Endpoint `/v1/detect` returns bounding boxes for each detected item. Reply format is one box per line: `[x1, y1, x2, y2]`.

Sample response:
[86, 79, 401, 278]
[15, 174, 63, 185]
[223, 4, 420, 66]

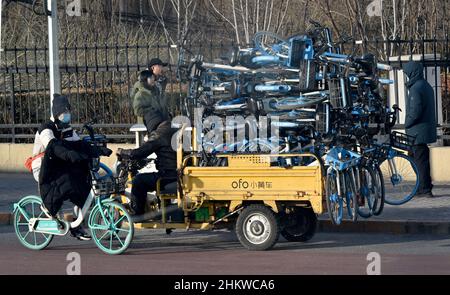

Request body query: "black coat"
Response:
[38, 121, 97, 216]
[130, 121, 177, 174]
[403, 62, 437, 145]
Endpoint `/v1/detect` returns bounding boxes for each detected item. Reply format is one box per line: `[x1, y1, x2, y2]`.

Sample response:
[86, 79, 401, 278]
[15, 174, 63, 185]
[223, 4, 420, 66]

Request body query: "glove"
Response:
[67, 150, 89, 163]
[117, 148, 133, 160]
[99, 147, 113, 157]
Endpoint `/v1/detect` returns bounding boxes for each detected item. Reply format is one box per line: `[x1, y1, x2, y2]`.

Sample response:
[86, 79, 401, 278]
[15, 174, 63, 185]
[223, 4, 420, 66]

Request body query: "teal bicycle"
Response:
[13, 124, 134, 255]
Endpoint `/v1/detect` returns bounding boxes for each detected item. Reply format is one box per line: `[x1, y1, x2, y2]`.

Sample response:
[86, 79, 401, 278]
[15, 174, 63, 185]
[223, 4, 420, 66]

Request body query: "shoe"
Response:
[70, 226, 92, 241]
[122, 203, 135, 215]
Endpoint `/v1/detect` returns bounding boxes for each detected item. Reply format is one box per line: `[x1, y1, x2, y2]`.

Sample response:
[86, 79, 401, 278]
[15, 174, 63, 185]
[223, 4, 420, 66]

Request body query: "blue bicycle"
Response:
[378, 133, 419, 205]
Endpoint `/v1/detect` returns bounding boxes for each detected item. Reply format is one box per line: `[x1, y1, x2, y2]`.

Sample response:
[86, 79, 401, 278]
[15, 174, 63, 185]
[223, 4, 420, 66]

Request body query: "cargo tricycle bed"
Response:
[135, 152, 325, 251]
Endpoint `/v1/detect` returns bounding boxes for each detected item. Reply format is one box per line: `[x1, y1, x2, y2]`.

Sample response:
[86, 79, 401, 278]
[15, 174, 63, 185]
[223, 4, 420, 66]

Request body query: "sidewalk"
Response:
[1, 173, 450, 234]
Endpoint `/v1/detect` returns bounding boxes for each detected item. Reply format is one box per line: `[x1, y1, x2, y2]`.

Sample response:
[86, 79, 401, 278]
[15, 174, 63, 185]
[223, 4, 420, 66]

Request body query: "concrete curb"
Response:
[318, 219, 450, 235]
[1, 212, 449, 235]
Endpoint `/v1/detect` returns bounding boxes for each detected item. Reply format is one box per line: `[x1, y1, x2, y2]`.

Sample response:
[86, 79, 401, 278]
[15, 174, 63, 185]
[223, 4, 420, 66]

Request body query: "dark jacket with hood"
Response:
[403, 61, 437, 145]
[38, 120, 99, 216]
[129, 120, 177, 175]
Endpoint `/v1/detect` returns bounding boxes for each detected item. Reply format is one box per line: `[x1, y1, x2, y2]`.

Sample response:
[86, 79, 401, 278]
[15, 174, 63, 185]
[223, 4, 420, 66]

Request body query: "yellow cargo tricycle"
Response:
[118, 128, 326, 251]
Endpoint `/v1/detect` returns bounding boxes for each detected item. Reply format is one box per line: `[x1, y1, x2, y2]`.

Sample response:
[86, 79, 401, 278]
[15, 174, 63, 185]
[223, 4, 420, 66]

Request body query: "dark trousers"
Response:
[411, 144, 433, 194]
[130, 171, 177, 215]
[131, 172, 161, 215]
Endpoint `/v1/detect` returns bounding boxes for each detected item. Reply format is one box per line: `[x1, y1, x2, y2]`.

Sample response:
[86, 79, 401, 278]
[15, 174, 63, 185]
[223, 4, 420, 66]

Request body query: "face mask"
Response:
[58, 113, 71, 124]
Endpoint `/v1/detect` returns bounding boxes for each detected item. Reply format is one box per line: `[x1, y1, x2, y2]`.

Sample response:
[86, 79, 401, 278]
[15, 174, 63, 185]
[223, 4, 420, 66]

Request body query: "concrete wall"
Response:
[429, 147, 450, 182]
[1, 144, 450, 182]
[0, 144, 134, 173]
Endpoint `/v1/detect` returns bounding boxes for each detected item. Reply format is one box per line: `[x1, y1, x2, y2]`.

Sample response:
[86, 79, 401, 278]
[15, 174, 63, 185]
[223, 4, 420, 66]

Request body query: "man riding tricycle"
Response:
[116, 122, 324, 251]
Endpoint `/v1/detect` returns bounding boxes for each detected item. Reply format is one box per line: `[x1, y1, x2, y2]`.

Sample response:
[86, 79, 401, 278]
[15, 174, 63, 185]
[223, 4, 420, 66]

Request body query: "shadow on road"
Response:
[2, 221, 450, 255]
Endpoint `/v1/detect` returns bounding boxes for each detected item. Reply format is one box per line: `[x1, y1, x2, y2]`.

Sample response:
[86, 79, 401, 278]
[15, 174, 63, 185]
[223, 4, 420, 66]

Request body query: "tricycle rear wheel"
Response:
[280, 207, 317, 242]
[236, 204, 280, 251]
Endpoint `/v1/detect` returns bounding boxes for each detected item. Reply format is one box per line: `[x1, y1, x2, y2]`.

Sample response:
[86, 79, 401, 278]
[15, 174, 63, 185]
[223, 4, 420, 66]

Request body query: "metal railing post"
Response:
[47, 0, 61, 116]
[10, 73, 15, 143]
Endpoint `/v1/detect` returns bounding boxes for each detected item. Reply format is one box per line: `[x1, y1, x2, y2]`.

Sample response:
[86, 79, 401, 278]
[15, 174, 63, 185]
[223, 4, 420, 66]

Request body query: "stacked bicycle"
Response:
[176, 21, 420, 226]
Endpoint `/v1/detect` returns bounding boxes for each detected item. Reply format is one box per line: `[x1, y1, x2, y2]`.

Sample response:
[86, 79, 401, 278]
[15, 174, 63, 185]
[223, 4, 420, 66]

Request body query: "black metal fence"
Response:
[0, 37, 449, 143]
[0, 40, 233, 142]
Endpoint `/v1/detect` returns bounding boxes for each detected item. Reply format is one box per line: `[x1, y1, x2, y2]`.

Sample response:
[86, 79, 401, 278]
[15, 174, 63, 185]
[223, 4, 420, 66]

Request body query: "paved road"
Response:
[1, 225, 450, 275]
[2, 173, 450, 221]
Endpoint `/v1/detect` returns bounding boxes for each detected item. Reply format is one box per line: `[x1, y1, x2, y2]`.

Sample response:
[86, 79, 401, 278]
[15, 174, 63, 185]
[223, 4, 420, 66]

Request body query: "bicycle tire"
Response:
[343, 169, 358, 222]
[372, 164, 385, 216]
[14, 196, 54, 251]
[325, 169, 344, 225]
[380, 154, 419, 206]
[356, 165, 378, 219]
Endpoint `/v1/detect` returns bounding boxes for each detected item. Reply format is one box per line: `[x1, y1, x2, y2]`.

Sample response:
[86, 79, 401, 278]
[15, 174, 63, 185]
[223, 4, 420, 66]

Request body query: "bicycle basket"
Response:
[390, 131, 416, 151]
[92, 177, 115, 196]
[315, 103, 329, 134]
[328, 78, 350, 109]
[325, 147, 362, 171]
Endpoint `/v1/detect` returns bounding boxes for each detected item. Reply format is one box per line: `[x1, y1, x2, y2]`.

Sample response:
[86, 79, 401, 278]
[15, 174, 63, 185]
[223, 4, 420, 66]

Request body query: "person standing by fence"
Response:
[148, 58, 169, 106]
[131, 58, 170, 134]
[403, 61, 437, 198]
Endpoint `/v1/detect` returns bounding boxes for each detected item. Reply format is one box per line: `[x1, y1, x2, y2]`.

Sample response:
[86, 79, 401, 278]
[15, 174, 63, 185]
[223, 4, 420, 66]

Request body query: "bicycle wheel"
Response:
[372, 164, 385, 216]
[379, 154, 419, 205]
[325, 169, 344, 225]
[89, 201, 134, 255]
[343, 169, 358, 222]
[13, 196, 54, 251]
[356, 166, 378, 219]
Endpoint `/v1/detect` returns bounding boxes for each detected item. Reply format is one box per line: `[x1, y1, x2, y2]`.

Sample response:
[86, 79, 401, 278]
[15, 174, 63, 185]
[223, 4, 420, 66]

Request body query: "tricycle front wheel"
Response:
[236, 204, 280, 251]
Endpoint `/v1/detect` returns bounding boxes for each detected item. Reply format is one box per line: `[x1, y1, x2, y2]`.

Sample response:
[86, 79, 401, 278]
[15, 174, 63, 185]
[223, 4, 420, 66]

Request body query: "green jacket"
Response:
[131, 81, 161, 117]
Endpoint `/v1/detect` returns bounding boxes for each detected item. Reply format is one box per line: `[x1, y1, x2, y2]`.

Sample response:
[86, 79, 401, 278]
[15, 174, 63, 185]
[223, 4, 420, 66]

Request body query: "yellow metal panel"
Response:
[229, 201, 242, 212]
[263, 201, 278, 213]
[228, 155, 271, 167]
[179, 153, 325, 215]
